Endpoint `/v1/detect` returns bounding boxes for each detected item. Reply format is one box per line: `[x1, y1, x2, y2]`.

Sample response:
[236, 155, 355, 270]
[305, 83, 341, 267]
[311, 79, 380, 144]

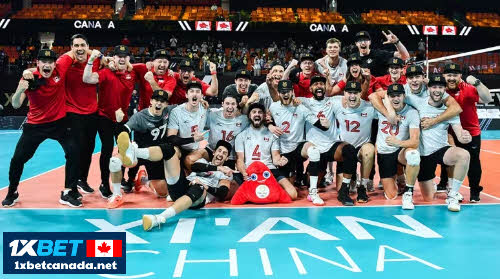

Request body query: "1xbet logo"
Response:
[9, 240, 83, 257]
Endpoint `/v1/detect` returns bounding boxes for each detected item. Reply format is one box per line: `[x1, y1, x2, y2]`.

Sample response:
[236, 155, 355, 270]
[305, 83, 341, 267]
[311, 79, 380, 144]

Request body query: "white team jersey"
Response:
[376, 105, 420, 154]
[298, 97, 337, 153]
[404, 84, 449, 110]
[269, 102, 317, 153]
[331, 96, 376, 148]
[315, 56, 348, 86]
[415, 99, 461, 156]
[206, 108, 249, 160]
[167, 103, 207, 151]
[254, 82, 274, 110]
[186, 158, 232, 188]
[235, 126, 280, 169]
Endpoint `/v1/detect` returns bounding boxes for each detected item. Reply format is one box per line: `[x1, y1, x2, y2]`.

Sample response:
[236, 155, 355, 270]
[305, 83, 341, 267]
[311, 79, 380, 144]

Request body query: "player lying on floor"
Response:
[114, 131, 233, 230]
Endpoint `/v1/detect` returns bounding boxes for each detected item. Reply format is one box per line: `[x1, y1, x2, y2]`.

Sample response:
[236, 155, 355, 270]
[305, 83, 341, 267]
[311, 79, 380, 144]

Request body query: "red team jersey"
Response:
[133, 63, 177, 110]
[169, 73, 210, 105]
[375, 74, 407, 90]
[337, 76, 381, 100]
[446, 81, 481, 136]
[25, 55, 73, 124]
[65, 56, 100, 114]
[97, 68, 136, 122]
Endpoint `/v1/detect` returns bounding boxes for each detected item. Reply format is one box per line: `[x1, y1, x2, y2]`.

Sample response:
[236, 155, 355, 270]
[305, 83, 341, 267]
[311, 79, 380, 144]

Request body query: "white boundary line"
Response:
[0, 131, 22, 134]
[481, 148, 500, 155]
[462, 186, 500, 201]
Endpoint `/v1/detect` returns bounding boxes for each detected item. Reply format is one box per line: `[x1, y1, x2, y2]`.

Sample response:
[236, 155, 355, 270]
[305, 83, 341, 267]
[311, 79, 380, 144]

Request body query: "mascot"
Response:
[231, 161, 292, 205]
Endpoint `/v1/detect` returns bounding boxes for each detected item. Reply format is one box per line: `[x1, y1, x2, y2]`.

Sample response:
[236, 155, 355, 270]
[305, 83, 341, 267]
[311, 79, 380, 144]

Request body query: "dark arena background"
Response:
[0, 0, 500, 278]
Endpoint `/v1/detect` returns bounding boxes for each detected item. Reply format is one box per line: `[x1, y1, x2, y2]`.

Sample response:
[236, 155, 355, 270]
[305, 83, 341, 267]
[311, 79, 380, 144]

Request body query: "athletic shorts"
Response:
[279, 142, 306, 178]
[319, 142, 343, 172]
[167, 171, 206, 210]
[136, 159, 165, 180]
[377, 148, 402, 179]
[205, 147, 236, 170]
[336, 145, 362, 174]
[418, 146, 451, 182]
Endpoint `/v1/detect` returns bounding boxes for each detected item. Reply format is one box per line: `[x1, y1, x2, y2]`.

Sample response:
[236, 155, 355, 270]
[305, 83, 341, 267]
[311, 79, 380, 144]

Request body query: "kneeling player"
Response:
[416, 76, 471, 212]
[375, 84, 421, 210]
[115, 134, 233, 230]
[331, 81, 376, 203]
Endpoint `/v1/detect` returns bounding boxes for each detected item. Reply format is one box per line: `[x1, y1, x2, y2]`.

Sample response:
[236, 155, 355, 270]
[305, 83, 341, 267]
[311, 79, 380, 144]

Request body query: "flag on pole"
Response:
[423, 25, 438, 35]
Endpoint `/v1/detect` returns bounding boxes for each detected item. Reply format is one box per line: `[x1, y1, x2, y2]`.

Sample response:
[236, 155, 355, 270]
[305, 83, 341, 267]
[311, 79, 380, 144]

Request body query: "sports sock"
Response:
[159, 207, 176, 221]
[309, 176, 318, 192]
[342, 177, 351, 185]
[405, 184, 414, 193]
[449, 178, 463, 195]
[112, 183, 122, 196]
[136, 148, 150, 160]
[361, 178, 370, 189]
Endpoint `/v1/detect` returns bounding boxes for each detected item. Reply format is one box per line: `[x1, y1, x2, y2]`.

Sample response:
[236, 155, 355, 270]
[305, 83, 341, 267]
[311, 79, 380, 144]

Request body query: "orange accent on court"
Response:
[1, 141, 499, 209]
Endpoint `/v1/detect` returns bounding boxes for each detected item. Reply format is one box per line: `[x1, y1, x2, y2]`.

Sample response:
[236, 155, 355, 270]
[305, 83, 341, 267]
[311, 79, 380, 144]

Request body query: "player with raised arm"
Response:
[268, 80, 330, 205]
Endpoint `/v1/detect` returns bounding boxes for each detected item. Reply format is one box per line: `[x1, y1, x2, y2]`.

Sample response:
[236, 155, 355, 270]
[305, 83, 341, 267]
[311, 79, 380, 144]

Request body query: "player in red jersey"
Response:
[169, 59, 218, 105]
[83, 46, 137, 199]
[3, 50, 82, 207]
[375, 57, 407, 90]
[438, 63, 493, 202]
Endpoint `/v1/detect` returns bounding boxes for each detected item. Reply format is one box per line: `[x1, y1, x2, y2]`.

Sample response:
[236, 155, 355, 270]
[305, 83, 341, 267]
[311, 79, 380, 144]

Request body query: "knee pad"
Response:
[159, 143, 176, 161]
[405, 149, 420, 166]
[341, 144, 357, 175]
[166, 176, 180, 185]
[186, 183, 204, 203]
[307, 146, 320, 162]
[109, 157, 122, 172]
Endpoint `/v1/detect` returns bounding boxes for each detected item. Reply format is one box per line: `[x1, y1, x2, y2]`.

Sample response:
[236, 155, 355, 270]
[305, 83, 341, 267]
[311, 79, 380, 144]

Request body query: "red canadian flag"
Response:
[423, 25, 438, 35]
[195, 21, 211, 31]
[442, 26, 457, 35]
[86, 240, 122, 257]
[216, 21, 232, 31]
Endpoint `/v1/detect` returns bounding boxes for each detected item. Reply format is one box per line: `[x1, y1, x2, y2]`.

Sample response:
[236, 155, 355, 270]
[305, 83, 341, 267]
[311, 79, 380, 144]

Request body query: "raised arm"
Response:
[83, 50, 101, 84]
[467, 75, 493, 103]
[205, 62, 218, 96]
[283, 59, 298, 80]
[382, 30, 410, 61]
[12, 79, 29, 109]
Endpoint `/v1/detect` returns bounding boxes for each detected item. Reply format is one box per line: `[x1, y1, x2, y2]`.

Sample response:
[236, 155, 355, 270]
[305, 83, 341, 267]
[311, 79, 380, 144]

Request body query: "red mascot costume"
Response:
[231, 161, 292, 205]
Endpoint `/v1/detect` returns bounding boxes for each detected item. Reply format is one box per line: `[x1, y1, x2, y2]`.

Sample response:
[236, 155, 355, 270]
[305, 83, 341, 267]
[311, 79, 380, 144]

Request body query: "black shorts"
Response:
[271, 168, 286, 182]
[336, 145, 362, 174]
[136, 159, 165, 180]
[205, 147, 236, 169]
[319, 142, 343, 172]
[279, 142, 306, 178]
[168, 171, 206, 210]
[418, 146, 451, 182]
[377, 148, 402, 179]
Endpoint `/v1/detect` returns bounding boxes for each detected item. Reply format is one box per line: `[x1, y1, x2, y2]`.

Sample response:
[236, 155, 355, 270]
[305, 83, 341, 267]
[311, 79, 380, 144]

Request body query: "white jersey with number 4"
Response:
[331, 96, 376, 148]
[206, 108, 249, 160]
[298, 97, 337, 153]
[376, 105, 420, 154]
[167, 103, 207, 152]
[269, 102, 318, 153]
[235, 126, 279, 169]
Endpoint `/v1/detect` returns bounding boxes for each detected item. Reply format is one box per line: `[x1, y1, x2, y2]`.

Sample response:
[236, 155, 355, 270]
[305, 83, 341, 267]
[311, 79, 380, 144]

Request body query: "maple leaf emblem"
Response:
[221, 23, 229, 28]
[200, 23, 208, 28]
[98, 242, 111, 253]
[426, 27, 434, 32]
[445, 27, 453, 33]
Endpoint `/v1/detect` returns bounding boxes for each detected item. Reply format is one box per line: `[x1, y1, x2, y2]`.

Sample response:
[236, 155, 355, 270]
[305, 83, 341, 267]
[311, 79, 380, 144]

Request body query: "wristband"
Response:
[393, 39, 400, 45]
[211, 71, 217, 75]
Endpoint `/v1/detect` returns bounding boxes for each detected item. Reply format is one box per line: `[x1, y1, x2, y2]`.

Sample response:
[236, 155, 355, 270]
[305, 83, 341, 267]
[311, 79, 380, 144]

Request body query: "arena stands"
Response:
[362, 10, 454, 25]
[12, 4, 114, 19]
[296, 8, 345, 24]
[132, 5, 182, 20]
[181, 5, 229, 21]
[251, 7, 295, 22]
[467, 13, 500, 27]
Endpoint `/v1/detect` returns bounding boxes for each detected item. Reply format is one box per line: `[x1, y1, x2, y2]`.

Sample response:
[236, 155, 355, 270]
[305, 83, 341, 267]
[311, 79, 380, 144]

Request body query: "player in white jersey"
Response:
[235, 103, 298, 200]
[315, 38, 347, 86]
[415, 75, 471, 212]
[185, 92, 249, 175]
[331, 81, 376, 202]
[167, 80, 208, 165]
[298, 75, 360, 206]
[374, 84, 421, 210]
[249, 62, 284, 110]
[268, 80, 330, 205]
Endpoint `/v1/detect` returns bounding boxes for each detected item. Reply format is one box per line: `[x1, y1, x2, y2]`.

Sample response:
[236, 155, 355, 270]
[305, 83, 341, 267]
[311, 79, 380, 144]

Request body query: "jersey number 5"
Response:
[252, 145, 261, 160]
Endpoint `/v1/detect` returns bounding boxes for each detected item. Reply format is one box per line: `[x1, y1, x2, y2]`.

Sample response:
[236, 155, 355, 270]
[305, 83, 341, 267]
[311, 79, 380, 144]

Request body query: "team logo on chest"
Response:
[361, 113, 367, 117]
[126, 74, 131, 80]
[236, 122, 242, 127]
[264, 137, 269, 142]
[53, 76, 60, 83]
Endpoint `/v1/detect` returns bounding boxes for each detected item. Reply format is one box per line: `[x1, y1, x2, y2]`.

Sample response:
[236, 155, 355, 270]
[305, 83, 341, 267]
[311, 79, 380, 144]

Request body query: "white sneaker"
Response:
[402, 192, 414, 210]
[447, 189, 464, 202]
[324, 173, 333, 185]
[117, 132, 138, 167]
[446, 193, 461, 212]
[142, 214, 166, 231]
[349, 179, 357, 194]
[307, 188, 325, 206]
[366, 180, 375, 192]
[166, 195, 173, 202]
